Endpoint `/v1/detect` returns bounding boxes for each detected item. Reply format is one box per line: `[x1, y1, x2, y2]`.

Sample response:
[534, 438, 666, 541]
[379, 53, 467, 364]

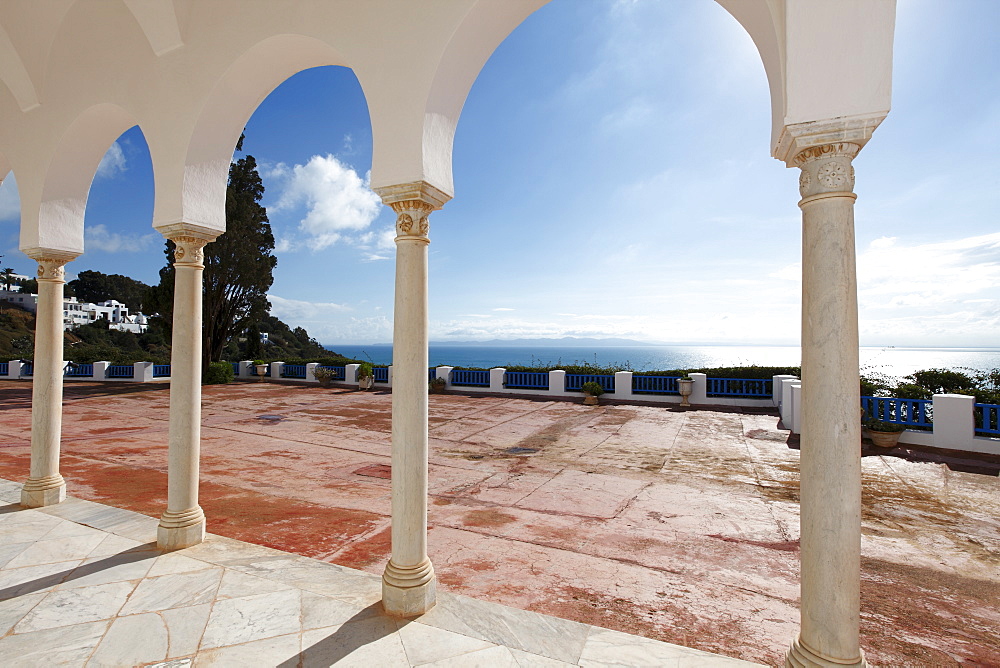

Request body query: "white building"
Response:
[0, 290, 149, 333]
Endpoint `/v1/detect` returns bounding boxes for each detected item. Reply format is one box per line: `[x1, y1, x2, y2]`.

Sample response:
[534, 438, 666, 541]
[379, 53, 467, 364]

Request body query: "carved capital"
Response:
[24, 249, 79, 283]
[171, 236, 209, 268]
[389, 200, 434, 242]
[794, 142, 859, 198]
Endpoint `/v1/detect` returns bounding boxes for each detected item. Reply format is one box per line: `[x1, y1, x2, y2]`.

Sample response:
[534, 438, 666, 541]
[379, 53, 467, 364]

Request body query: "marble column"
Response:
[157, 226, 218, 550]
[21, 250, 78, 508]
[786, 142, 866, 668]
[374, 181, 450, 616]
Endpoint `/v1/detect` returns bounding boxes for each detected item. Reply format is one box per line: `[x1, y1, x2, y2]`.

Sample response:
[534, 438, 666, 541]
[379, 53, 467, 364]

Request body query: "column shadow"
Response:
[277, 603, 394, 668]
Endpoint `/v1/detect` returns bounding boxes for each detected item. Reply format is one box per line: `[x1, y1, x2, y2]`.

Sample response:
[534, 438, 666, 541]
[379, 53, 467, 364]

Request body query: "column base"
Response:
[157, 507, 206, 551]
[20, 475, 66, 508]
[786, 636, 866, 668]
[382, 558, 436, 617]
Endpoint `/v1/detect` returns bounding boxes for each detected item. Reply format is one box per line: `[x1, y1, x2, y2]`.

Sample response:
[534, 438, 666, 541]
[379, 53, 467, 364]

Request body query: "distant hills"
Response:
[340, 337, 669, 347]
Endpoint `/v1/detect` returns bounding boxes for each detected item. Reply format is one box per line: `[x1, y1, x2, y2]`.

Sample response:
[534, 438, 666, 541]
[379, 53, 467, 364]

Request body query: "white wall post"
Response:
[614, 371, 633, 400]
[773, 374, 798, 407]
[93, 361, 110, 380]
[689, 373, 708, 405]
[489, 367, 506, 392]
[436, 366, 453, 389]
[932, 394, 976, 449]
[306, 362, 320, 383]
[549, 370, 566, 396]
[387, 364, 393, 388]
[270, 361, 283, 380]
[237, 360, 253, 379]
[346, 363, 360, 384]
[790, 382, 803, 434]
[134, 361, 154, 383]
[6, 359, 22, 379]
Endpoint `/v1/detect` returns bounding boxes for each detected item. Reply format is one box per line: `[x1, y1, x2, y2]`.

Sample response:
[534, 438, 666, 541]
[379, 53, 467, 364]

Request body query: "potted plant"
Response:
[357, 362, 375, 391]
[676, 372, 693, 407]
[253, 360, 268, 381]
[313, 366, 336, 388]
[581, 381, 604, 406]
[429, 376, 447, 394]
[863, 419, 905, 449]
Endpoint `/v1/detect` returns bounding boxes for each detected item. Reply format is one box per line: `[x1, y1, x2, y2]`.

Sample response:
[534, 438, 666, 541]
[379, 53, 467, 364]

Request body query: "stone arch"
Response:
[22, 103, 140, 254]
[164, 34, 352, 235]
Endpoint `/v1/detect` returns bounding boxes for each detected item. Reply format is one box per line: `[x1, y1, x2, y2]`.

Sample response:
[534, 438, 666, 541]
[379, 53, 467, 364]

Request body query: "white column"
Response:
[21, 251, 78, 508]
[374, 181, 450, 616]
[786, 141, 866, 667]
[157, 227, 218, 550]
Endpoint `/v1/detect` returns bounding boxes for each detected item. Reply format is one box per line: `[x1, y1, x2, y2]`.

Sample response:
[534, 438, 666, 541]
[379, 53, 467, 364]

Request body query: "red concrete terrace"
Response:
[0, 380, 997, 665]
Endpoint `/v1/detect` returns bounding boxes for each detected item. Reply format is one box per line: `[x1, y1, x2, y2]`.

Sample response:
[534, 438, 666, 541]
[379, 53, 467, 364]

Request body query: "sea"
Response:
[324, 344, 1000, 381]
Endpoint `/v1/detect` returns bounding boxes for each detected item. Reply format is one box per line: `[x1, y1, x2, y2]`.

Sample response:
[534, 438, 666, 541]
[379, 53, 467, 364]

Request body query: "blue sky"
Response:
[1, 0, 998, 347]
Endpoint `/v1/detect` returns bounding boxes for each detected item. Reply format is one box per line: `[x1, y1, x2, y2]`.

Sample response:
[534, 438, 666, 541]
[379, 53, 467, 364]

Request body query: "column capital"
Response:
[794, 142, 860, 200]
[22, 248, 80, 282]
[774, 113, 887, 167]
[374, 181, 451, 244]
[158, 223, 220, 269]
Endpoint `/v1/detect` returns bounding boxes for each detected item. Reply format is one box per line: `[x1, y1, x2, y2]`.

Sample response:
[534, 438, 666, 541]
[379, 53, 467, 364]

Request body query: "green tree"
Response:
[148, 134, 277, 368]
[1, 267, 13, 291]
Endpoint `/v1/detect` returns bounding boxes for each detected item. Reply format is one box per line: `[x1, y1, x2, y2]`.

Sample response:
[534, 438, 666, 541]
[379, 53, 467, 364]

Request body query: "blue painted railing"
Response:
[373, 367, 389, 383]
[0, 362, 7, 375]
[21, 362, 33, 376]
[64, 363, 94, 377]
[106, 365, 134, 379]
[632, 375, 680, 394]
[231, 362, 240, 375]
[861, 396, 933, 429]
[282, 364, 307, 379]
[429, 367, 438, 382]
[153, 365, 170, 378]
[707, 378, 772, 398]
[565, 373, 615, 393]
[974, 403, 1000, 436]
[504, 371, 549, 390]
[320, 365, 346, 381]
[451, 369, 490, 387]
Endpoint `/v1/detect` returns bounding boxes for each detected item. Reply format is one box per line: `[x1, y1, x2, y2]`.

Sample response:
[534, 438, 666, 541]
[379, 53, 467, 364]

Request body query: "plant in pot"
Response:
[429, 376, 447, 394]
[676, 372, 693, 407]
[357, 362, 375, 391]
[581, 381, 604, 405]
[253, 360, 268, 381]
[312, 366, 335, 388]
[863, 419, 906, 449]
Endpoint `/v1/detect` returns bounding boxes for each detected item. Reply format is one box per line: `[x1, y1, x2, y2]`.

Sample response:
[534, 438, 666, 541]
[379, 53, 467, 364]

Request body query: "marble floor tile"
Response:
[200, 588, 302, 649]
[55, 547, 158, 590]
[508, 647, 579, 667]
[162, 603, 212, 659]
[299, 616, 408, 668]
[0, 559, 84, 600]
[87, 611, 169, 667]
[0, 590, 46, 635]
[415, 644, 519, 667]
[4, 532, 108, 569]
[146, 552, 218, 577]
[0, 619, 109, 667]
[415, 591, 591, 664]
[215, 567, 295, 600]
[301, 590, 377, 630]
[86, 531, 145, 558]
[397, 619, 496, 665]
[119, 567, 224, 615]
[194, 632, 300, 667]
[0, 514, 62, 543]
[0, 539, 31, 569]
[578, 627, 758, 667]
[14, 579, 135, 633]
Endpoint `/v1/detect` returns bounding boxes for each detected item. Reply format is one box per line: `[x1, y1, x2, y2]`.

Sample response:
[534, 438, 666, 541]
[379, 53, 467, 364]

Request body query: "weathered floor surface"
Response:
[0, 380, 997, 666]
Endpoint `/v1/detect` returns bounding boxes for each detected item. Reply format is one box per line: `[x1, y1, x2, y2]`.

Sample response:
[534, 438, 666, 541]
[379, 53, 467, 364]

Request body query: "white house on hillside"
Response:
[0, 291, 149, 333]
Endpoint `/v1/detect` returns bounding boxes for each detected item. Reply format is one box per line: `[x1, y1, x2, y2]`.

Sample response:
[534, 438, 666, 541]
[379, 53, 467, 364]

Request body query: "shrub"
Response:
[312, 366, 336, 381]
[357, 362, 374, 378]
[429, 377, 447, 392]
[581, 381, 604, 396]
[863, 419, 906, 433]
[203, 361, 234, 385]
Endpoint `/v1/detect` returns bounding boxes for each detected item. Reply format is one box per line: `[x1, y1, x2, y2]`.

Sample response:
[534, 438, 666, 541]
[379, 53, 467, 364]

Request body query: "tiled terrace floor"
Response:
[0, 381, 998, 665]
[0, 479, 757, 667]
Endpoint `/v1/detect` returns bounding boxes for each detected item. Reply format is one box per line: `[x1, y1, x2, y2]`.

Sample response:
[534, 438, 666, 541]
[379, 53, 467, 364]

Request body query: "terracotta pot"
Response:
[358, 376, 374, 391]
[583, 395, 599, 405]
[868, 429, 902, 449]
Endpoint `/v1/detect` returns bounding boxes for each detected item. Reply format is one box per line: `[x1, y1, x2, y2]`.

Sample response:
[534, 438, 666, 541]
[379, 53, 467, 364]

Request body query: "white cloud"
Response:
[492, 307, 515, 312]
[0, 175, 19, 221]
[268, 294, 350, 322]
[265, 154, 381, 251]
[95, 142, 126, 179]
[85, 224, 156, 252]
